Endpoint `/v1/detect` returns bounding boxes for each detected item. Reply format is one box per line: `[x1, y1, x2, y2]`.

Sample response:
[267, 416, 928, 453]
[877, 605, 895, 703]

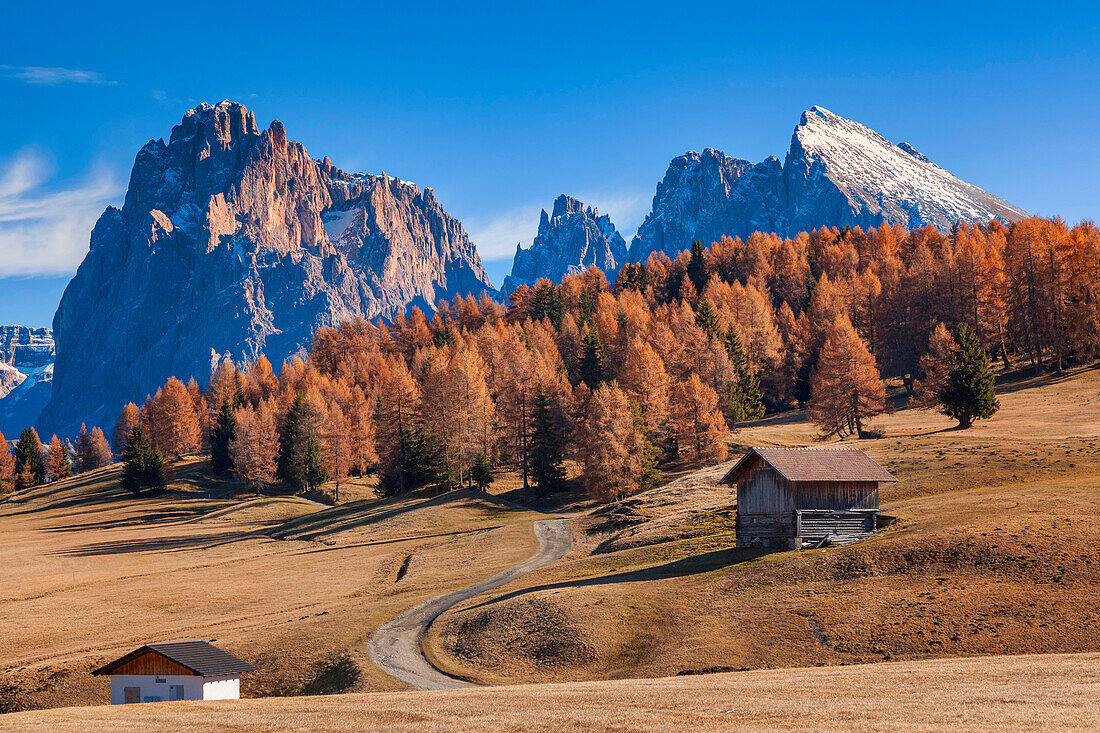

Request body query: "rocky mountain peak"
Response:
[628, 106, 1026, 262]
[38, 101, 493, 436]
[503, 194, 627, 295]
[551, 194, 587, 218]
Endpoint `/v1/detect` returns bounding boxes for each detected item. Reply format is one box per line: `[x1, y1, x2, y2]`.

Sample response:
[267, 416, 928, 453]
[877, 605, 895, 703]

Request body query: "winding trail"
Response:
[366, 518, 572, 690]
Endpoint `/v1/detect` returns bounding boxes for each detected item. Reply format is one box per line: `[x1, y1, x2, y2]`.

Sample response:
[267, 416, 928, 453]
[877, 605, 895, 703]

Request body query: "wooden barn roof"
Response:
[92, 640, 256, 676]
[720, 447, 898, 485]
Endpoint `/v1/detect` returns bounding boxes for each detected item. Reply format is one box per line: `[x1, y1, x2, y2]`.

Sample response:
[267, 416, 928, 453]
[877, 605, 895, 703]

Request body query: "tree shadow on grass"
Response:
[269, 487, 531, 542]
[461, 546, 775, 613]
[46, 529, 257, 556]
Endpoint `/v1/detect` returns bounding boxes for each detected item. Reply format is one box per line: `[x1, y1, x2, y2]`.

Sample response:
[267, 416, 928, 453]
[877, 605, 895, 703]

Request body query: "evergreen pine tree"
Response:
[304, 434, 330, 489]
[938, 323, 1000, 428]
[724, 326, 765, 421]
[695, 298, 720, 341]
[656, 416, 679, 464]
[210, 400, 237, 474]
[577, 288, 594, 326]
[378, 424, 435, 496]
[120, 426, 168, 496]
[687, 240, 708, 293]
[529, 281, 565, 330]
[471, 451, 493, 490]
[13, 427, 45, 490]
[277, 393, 309, 488]
[579, 324, 608, 388]
[528, 385, 566, 497]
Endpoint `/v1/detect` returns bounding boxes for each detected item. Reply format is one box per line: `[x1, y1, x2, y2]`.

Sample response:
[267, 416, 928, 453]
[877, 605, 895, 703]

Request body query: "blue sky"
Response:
[2, 1, 1098, 327]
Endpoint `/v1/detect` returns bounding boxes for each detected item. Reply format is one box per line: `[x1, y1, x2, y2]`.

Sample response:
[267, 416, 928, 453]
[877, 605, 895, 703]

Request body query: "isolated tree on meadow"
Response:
[808, 315, 886, 439]
[73, 424, 112, 473]
[120, 425, 167, 496]
[47, 435, 72, 482]
[937, 323, 1000, 429]
[231, 401, 279, 493]
[13, 427, 45, 490]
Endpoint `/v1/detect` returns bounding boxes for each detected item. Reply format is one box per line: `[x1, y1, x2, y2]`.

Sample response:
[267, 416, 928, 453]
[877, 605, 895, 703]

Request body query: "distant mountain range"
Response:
[0, 327, 54, 437]
[0, 102, 1026, 437]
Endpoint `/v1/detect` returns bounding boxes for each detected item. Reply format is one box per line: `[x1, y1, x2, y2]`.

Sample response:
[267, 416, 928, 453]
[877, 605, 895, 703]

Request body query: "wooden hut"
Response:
[719, 447, 898, 548]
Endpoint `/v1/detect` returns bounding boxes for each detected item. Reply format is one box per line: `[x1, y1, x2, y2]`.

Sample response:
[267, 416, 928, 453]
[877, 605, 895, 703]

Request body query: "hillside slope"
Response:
[0, 462, 549, 712]
[425, 365, 1100, 684]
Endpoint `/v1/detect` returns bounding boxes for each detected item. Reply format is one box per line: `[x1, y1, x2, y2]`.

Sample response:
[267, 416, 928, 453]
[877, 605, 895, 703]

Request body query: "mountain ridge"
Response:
[627, 105, 1026, 262]
[38, 100, 494, 436]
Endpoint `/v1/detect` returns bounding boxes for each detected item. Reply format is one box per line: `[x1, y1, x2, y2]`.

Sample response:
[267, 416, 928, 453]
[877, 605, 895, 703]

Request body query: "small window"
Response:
[155, 677, 166, 683]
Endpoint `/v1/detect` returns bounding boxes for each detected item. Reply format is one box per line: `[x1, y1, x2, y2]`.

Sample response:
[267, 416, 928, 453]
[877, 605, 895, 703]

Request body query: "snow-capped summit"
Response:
[784, 105, 1026, 236]
[628, 107, 1026, 261]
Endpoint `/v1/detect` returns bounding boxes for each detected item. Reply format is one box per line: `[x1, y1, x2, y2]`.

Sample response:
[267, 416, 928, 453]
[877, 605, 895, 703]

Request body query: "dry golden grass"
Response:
[0, 462, 550, 711]
[425, 365, 1100, 685]
[3, 364, 1099, 723]
[2, 652, 1098, 732]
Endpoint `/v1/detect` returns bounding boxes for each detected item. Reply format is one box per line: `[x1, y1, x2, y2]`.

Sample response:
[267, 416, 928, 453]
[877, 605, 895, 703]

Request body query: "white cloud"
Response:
[0, 65, 117, 86]
[467, 188, 653, 263]
[465, 203, 544, 262]
[0, 151, 120, 277]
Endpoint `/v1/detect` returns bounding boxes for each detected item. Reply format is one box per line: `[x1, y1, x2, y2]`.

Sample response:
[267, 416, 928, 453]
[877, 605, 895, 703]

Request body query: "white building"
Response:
[92, 640, 256, 704]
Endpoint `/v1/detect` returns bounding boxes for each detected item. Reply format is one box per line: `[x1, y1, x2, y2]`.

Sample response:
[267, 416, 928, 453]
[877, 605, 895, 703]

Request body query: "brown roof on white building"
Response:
[92, 640, 256, 676]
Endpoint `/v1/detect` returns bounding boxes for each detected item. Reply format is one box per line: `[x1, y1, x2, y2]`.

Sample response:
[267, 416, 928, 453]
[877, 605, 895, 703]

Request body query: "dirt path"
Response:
[366, 518, 571, 690]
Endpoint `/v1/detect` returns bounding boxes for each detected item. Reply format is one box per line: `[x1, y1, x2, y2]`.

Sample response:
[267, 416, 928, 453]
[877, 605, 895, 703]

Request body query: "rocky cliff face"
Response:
[39, 101, 493, 436]
[628, 106, 1027, 261]
[0, 327, 54, 436]
[502, 195, 626, 294]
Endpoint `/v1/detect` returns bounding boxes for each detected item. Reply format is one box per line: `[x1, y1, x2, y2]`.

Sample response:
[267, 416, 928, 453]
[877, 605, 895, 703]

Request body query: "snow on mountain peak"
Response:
[789, 106, 1027, 229]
